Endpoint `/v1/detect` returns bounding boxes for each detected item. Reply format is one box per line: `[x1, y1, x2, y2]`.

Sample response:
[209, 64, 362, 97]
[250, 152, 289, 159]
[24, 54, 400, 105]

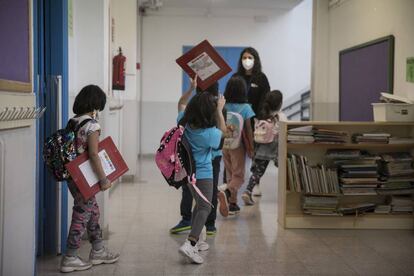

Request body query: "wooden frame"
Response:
[339, 35, 394, 121]
[278, 121, 414, 229]
[0, 0, 32, 92]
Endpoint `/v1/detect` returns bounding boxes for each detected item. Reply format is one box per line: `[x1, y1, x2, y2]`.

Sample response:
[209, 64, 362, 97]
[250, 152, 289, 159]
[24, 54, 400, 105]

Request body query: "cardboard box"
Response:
[372, 103, 414, 122]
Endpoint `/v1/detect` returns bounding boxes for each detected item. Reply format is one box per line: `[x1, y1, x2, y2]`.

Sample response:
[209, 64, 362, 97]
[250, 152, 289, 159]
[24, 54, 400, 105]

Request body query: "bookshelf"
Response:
[277, 121, 414, 229]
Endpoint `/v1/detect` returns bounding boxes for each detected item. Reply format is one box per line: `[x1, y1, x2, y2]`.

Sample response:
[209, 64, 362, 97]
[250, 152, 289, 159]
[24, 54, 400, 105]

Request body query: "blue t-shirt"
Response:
[225, 103, 255, 121]
[176, 112, 222, 179]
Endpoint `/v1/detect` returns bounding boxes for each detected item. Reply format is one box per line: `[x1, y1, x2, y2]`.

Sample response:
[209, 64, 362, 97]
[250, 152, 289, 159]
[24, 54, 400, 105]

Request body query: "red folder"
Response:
[176, 40, 232, 91]
[65, 136, 129, 200]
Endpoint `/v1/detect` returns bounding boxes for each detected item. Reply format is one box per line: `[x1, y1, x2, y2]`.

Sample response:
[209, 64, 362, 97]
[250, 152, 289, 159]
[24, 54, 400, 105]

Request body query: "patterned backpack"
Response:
[254, 114, 280, 144]
[223, 111, 244, 150]
[43, 119, 91, 181]
[155, 125, 196, 189]
[155, 125, 212, 205]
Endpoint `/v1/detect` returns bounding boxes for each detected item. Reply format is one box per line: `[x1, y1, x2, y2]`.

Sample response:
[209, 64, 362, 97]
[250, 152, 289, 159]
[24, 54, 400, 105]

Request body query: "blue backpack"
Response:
[43, 119, 91, 181]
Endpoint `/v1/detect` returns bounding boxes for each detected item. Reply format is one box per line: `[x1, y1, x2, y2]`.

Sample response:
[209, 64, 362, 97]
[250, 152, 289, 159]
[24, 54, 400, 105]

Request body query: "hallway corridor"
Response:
[37, 158, 414, 275]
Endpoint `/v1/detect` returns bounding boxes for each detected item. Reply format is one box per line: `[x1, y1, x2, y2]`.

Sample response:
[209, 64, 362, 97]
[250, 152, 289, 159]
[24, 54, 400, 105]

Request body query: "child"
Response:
[60, 85, 119, 273]
[170, 79, 228, 236]
[177, 90, 226, 264]
[242, 90, 286, 206]
[222, 76, 255, 214]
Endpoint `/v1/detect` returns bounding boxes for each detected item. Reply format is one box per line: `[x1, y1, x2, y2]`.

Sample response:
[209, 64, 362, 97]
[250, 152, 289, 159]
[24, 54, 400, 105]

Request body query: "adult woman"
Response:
[233, 47, 270, 116]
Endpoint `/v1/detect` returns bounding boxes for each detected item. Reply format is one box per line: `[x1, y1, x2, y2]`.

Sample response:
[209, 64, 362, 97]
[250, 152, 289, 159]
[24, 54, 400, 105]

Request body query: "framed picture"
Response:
[176, 40, 232, 91]
[339, 35, 394, 121]
[0, 0, 32, 92]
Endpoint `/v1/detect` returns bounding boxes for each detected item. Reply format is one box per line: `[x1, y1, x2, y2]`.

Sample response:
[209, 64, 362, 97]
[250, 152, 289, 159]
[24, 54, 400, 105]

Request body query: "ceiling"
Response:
[150, 0, 303, 11]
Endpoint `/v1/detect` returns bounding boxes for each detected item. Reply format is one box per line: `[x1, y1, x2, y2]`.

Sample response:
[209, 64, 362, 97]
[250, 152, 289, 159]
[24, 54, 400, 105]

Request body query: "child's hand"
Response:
[217, 95, 226, 111]
[100, 180, 112, 191]
[190, 75, 197, 91]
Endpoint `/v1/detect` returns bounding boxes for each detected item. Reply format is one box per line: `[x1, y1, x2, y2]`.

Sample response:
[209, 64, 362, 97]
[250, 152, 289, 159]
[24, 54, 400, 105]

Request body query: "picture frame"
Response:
[176, 40, 232, 91]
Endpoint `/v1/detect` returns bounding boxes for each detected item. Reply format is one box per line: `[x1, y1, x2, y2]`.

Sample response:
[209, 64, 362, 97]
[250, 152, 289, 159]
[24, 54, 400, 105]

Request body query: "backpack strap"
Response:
[69, 118, 93, 154]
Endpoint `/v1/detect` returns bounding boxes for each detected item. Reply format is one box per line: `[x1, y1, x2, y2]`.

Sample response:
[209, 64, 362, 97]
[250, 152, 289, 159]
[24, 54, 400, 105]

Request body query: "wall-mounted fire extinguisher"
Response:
[112, 47, 126, 90]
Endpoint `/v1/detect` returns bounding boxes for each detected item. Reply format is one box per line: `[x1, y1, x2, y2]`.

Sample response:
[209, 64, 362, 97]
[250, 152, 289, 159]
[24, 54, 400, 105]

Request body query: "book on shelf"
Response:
[338, 203, 376, 215]
[287, 126, 348, 144]
[374, 205, 392, 214]
[302, 195, 341, 216]
[287, 154, 340, 194]
[341, 187, 377, 195]
[391, 195, 414, 213]
[388, 137, 414, 144]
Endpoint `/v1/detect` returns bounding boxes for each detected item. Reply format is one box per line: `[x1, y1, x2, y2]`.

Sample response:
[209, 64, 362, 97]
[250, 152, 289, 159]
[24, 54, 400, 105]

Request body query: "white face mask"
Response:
[242, 58, 254, 70]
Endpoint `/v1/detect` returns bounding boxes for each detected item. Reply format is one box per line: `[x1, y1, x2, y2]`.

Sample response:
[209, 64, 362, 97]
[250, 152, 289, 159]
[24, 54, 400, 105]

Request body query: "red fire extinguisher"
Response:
[112, 47, 126, 90]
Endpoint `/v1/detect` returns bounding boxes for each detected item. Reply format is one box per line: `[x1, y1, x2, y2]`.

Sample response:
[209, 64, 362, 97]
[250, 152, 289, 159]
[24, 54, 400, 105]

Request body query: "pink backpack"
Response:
[254, 115, 279, 144]
[155, 125, 212, 205]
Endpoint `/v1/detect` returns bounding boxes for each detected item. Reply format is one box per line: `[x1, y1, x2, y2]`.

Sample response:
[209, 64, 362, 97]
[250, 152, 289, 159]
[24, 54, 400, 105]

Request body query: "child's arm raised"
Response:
[216, 95, 227, 136]
[177, 75, 197, 112]
[88, 131, 111, 191]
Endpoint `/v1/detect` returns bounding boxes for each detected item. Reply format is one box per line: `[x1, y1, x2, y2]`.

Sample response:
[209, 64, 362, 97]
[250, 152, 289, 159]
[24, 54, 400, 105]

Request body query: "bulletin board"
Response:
[0, 0, 32, 92]
[339, 35, 394, 121]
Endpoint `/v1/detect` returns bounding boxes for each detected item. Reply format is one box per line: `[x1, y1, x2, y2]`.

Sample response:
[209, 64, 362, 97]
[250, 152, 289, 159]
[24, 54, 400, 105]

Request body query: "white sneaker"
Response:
[196, 240, 209, 251]
[89, 247, 120, 265]
[60, 255, 92, 273]
[179, 240, 204, 264]
[218, 183, 228, 192]
[200, 226, 207, 242]
[252, 185, 262, 196]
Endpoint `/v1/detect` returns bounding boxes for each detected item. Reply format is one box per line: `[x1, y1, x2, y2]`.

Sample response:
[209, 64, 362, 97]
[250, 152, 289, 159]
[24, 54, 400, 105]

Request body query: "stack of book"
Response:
[338, 202, 376, 215]
[287, 154, 340, 194]
[287, 126, 314, 143]
[287, 126, 348, 144]
[391, 195, 413, 213]
[388, 137, 414, 144]
[313, 128, 348, 144]
[352, 133, 390, 144]
[328, 150, 381, 195]
[374, 204, 392, 214]
[302, 196, 340, 216]
[381, 152, 414, 178]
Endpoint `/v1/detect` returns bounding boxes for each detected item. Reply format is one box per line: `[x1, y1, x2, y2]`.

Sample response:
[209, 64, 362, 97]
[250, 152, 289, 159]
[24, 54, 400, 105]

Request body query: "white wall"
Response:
[311, 0, 414, 120]
[0, 121, 36, 276]
[141, 0, 312, 154]
[111, 0, 138, 178]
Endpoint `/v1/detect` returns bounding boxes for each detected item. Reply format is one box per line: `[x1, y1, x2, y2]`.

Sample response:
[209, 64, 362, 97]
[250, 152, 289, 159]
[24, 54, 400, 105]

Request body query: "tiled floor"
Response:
[37, 158, 414, 275]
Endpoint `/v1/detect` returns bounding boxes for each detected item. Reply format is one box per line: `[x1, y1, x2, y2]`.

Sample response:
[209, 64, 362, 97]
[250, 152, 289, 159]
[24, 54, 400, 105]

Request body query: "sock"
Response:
[66, 248, 78, 257]
[188, 237, 197, 246]
[92, 240, 104, 251]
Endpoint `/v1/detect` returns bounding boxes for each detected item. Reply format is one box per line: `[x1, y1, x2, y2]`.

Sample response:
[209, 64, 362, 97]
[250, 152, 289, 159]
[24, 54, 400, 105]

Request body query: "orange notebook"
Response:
[176, 40, 232, 91]
[65, 136, 129, 200]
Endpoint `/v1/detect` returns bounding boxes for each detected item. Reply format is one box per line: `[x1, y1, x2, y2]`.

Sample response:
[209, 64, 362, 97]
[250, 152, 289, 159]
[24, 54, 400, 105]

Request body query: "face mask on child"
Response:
[242, 58, 254, 71]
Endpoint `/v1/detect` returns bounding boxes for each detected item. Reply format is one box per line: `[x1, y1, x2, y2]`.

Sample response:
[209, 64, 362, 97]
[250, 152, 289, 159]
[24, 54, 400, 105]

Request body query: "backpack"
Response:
[43, 119, 91, 181]
[155, 125, 213, 206]
[254, 114, 279, 144]
[223, 111, 244, 150]
[155, 125, 196, 189]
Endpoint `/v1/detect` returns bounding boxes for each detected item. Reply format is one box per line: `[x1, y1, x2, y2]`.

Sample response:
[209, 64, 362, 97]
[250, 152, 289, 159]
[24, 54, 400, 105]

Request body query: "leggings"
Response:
[246, 159, 271, 193]
[188, 179, 213, 240]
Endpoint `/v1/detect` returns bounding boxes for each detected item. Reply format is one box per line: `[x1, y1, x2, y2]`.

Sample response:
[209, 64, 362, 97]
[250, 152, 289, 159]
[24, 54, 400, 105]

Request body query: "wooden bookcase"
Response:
[277, 121, 414, 229]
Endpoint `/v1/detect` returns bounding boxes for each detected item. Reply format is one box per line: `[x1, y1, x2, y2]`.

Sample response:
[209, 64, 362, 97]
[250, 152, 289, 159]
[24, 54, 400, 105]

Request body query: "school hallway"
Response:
[36, 158, 414, 276]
